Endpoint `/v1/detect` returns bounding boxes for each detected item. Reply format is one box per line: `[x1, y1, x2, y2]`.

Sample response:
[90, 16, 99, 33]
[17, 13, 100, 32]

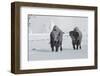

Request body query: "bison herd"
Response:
[50, 25, 82, 52]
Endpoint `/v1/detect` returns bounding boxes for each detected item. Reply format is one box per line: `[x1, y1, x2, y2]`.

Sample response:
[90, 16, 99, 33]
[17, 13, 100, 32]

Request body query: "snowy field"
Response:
[28, 15, 88, 61]
[28, 34, 88, 61]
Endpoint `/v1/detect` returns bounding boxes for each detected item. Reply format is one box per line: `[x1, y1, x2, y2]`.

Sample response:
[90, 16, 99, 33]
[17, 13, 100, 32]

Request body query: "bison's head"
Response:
[69, 31, 79, 43]
[53, 30, 60, 44]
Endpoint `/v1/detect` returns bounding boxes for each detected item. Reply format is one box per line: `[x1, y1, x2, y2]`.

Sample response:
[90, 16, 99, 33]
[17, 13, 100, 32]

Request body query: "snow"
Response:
[28, 34, 88, 61]
[28, 15, 88, 61]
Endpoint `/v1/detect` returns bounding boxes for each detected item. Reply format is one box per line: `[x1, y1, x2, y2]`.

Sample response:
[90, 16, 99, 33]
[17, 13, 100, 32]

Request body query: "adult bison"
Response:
[69, 27, 82, 50]
[50, 25, 64, 52]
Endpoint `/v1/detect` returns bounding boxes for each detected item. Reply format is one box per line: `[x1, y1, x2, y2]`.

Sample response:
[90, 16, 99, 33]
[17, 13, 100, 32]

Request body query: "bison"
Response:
[69, 27, 82, 50]
[50, 25, 64, 52]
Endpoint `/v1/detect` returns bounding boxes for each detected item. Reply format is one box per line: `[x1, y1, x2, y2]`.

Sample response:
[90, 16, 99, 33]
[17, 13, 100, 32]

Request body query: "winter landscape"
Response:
[28, 15, 88, 61]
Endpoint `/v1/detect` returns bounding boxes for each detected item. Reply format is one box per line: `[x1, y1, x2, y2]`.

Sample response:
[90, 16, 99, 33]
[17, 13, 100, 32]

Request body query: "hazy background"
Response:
[28, 15, 88, 34]
[28, 15, 88, 61]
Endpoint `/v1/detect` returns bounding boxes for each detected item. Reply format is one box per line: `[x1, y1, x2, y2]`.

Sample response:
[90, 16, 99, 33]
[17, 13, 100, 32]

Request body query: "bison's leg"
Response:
[60, 46, 62, 51]
[51, 46, 54, 52]
[60, 42, 62, 51]
[56, 43, 59, 52]
[78, 40, 81, 49]
[55, 41, 60, 52]
[76, 41, 79, 50]
[77, 40, 81, 50]
[51, 43, 54, 52]
[79, 41, 82, 49]
[80, 45, 81, 49]
[72, 41, 75, 50]
[56, 46, 59, 52]
[73, 45, 75, 50]
[76, 44, 78, 50]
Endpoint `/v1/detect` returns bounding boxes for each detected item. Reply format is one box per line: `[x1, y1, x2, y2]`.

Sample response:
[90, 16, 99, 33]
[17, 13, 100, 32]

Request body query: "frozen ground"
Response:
[28, 15, 88, 61]
[28, 34, 88, 61]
